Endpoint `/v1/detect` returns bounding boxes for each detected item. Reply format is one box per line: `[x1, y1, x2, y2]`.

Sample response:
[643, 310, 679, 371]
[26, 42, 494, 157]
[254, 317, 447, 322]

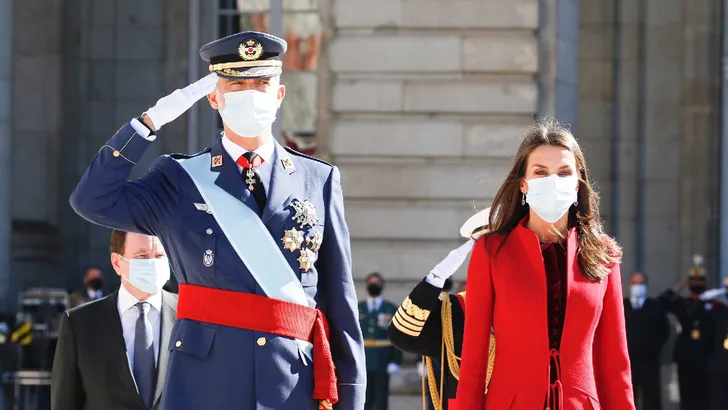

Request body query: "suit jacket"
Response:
[359, 299, 402, 373]
[457, 222, 635, 410]
[388, 279, 495, 410]
[69, 122, 366, 410]
[623, 297, 670, 360]
[51, 290, 178, 410]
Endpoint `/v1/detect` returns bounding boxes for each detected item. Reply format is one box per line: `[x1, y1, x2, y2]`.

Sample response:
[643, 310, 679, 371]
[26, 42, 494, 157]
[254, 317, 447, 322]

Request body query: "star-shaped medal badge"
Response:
[291, 199, 319, 228]
[306, 231, 323, 252]
[282, 228, 305, 252]
[298, 248, 317, 272]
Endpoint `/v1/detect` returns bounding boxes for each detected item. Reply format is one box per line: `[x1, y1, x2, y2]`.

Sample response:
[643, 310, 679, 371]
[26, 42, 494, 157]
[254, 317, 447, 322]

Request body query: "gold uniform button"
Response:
[112, 150, 120, 157]
[256, 337, 266, 346]
[206, 228, 213, 235]
[175, 341, 182, 348]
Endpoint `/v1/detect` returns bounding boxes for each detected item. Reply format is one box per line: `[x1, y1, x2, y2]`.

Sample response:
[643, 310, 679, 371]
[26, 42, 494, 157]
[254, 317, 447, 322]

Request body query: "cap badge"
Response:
[239, 39, 263, 61]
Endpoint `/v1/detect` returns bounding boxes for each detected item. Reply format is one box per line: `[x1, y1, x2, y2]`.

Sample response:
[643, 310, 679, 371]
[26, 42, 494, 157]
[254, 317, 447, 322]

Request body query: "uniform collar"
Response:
[221, 132, 274, 163]
[117, 284, 162, 314]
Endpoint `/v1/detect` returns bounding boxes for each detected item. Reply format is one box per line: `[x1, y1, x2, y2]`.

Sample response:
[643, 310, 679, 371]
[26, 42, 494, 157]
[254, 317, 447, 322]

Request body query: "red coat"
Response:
[457, 222, 635, 410]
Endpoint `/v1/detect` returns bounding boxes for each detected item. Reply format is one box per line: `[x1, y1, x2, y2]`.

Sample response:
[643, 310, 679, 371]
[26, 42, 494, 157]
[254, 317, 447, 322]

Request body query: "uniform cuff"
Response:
[425, 273, 445, 288]
[130, 117, 156, 141]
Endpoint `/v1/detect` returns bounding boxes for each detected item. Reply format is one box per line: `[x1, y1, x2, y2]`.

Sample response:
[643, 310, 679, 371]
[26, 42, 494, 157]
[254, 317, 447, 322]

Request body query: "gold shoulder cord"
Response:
[424, 355, 442, 410]
[442, 296, 461, 380]
[442, 294, 496, 395]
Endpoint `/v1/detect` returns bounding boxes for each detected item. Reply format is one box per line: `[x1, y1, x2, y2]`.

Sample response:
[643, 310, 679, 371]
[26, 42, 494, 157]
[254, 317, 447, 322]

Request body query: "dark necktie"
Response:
[133, 302, 155, 409]
[237, 152, 267, 213]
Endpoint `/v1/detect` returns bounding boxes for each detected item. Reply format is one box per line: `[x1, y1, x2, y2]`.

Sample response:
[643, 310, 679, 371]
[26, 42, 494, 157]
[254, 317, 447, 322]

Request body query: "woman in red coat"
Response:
[456, 119, 635, 410]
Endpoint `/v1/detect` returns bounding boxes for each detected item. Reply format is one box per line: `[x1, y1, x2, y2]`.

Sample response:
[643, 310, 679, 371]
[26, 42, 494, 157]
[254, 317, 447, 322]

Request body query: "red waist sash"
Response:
[177, 284, 337, 408]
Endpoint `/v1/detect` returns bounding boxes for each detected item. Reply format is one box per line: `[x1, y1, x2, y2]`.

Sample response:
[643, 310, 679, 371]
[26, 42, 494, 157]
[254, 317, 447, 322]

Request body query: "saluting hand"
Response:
[430, 239, 476, 281]
[142, 73, 219, 131]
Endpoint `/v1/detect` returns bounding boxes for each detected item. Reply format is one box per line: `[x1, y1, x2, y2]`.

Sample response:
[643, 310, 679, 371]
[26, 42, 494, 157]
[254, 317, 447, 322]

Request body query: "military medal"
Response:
[245, 169, 257, 191]
[282, 228, 305, 252]
[306, 231, 323, 252]
[291, 199, 319, 228]
[298, 248, 316, 272]
[691, 329, 701, 340]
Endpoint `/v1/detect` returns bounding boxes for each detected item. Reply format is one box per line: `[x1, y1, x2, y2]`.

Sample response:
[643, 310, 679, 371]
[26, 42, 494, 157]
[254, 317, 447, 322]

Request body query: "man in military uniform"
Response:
[359, 273, 402, 410]
[388, 208, 495, 410]
[659, 255, 714, 410]
[706, 275, 728, 410]
[70, 31, 365, 410]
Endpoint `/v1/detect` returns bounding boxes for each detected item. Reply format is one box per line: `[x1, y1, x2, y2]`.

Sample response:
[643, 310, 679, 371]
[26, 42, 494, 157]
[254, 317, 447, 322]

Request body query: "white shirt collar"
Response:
[117, 284, 162, 314]
[367, 296, 383, 312]
[221, 133, 274, 164]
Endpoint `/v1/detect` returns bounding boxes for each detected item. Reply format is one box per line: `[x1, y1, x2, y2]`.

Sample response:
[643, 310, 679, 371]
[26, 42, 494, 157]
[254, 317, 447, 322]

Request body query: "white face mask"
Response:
[630, 284, 647, 300]
[525, 174, 579, 223]
[217, 89, 279, 138]
[120, 256, 170, 294]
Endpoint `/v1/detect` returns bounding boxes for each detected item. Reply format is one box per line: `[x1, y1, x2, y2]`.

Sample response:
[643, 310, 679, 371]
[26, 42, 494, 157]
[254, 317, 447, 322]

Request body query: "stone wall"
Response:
[323, 0, 542, 301]
[578, 0, 722, 295]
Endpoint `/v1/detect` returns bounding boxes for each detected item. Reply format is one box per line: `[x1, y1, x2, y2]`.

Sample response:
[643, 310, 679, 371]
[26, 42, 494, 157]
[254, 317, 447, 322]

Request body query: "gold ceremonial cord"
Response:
[425, 355, 442, 410]
[442, 293, 496, 394]
[442, 296, 461, 380]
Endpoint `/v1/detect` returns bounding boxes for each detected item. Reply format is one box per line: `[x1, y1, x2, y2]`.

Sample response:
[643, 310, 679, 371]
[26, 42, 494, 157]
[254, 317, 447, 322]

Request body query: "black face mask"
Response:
[689, 285, 706, 295]
[87, 278, 103, 291]
[367, 283, 383, 297]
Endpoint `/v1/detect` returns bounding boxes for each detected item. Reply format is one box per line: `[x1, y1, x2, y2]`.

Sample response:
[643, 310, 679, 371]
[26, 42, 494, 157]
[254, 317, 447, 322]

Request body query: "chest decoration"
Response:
[279, 198, 322, 272]
[291, 199, 319, 228]
[282, 227, 305, 252]
[691, 321, 701, 340]
[377, 313, 392, 329]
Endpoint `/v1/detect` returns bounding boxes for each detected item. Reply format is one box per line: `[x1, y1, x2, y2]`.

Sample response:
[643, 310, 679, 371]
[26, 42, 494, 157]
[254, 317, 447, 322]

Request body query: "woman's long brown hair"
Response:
[487, 118, 622, 282]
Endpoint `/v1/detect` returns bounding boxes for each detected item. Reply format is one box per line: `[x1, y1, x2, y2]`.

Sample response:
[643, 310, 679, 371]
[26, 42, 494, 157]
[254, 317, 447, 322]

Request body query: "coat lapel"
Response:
[153, 291, 177, 406]
[101, 292, 143, 408]
[261, 142, 296, 224]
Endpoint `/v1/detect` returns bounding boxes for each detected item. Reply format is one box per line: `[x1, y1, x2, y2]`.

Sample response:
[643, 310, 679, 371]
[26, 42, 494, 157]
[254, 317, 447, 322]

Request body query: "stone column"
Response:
[0, 0, 12, 308]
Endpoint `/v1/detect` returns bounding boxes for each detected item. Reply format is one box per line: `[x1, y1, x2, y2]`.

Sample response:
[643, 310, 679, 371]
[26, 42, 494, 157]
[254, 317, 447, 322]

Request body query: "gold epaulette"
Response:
[392, 297, 431, 337]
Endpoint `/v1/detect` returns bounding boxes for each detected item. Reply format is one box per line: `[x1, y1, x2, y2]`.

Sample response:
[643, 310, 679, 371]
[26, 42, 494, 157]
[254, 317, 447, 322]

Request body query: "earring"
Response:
[573, 200, 578, 206]
[521, 193, 526, 206]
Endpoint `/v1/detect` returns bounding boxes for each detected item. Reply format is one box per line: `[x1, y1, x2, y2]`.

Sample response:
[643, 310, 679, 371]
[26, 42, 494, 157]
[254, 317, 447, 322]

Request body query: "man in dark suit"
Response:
[51, 230, 177, 410]
[624, 272, 670, 410]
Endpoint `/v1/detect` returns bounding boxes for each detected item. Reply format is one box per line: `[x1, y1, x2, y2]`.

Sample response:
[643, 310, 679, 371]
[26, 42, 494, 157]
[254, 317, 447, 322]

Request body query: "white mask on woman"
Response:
[217, 89, 279, 138]
[525, 174, 579, 223]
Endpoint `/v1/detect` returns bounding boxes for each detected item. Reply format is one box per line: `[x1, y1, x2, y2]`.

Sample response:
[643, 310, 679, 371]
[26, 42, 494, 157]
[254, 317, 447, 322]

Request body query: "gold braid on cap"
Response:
[208, 60, 282, 71]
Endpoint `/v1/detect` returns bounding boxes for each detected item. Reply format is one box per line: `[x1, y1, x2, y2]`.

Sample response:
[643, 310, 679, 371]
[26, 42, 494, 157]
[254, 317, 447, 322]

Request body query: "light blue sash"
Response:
[176, 154, 313, 360]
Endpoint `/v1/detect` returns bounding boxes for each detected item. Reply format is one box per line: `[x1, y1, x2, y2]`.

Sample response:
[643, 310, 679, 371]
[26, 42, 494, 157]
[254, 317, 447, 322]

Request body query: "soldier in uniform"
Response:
[70, 31, 366, 410]
[707, 275, 728, 410]
[388, 208, 495, 410]
[658, 255, 714, 410]
[359, 273, 402, 410]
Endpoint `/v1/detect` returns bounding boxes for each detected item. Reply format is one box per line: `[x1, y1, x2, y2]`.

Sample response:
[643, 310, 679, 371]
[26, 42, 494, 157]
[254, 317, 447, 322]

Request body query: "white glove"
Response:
[426, 239, 476, 287]
[416, 360, 424, 377]
[387, 363, 400, 375]
[144, 73, 219, 131]
[699, 287, 727, 301]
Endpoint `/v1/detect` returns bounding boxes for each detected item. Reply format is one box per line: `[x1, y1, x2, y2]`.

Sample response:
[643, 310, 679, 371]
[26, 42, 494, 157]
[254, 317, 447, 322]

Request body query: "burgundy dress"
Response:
[541, 242, 567, 409]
